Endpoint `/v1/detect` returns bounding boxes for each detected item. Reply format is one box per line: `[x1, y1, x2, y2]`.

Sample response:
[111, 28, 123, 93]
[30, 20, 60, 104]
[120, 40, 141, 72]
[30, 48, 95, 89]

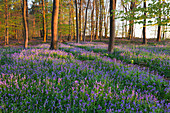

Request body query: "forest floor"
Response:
[0, 37, 169, 112]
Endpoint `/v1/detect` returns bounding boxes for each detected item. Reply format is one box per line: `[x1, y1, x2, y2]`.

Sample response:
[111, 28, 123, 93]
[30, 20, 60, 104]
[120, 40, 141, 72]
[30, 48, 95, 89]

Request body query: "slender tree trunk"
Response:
[5, 0, 9, 45]
[45, 0, 48, 39]
[71, 0, 75, 40]
[91, 0, 95, 42]
[143, 0, 147, 44]
[104, 8, 108, 39]
[70, 0, 73, 41]
[99, 0, 102, 41]
[83, 0, 90, 42]
[125, 20, 128, 38]
[108, 0, 116, 53]
[157, 0, 161, 42]
[42, 0, 47, 42]
[121, 0, 128, 38]
[23, 0, 28, 48]
[99, 0, 104, 41]
[75, 0, 79, 43]
[70, 0, 75, 40]
[0, 12, 1, 39]
[26, 0, 29, 39]
[95, 0, 99, 40]
[165, 23, 168, 39]
[122, 21, 124, 39]
[157, 26, 161, 42]
[128, 2, 135, 40]
[162, 26, 165, 40]
[50, 0, 59, 50]
[162, 1, 166, 40]
[79, 0, 82, 41]
[68, 0, 71, 41]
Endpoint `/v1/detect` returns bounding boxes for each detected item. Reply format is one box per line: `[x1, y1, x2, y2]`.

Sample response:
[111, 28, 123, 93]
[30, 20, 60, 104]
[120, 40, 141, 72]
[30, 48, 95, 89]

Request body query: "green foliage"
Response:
[118, 0, 170, 27]
[0, 0, 23, 38]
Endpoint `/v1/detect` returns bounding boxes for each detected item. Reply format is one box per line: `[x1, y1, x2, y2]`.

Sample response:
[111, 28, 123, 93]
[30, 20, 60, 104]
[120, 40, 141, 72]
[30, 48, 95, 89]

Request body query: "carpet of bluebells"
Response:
[0, 43, 170, 112]
[67, 42, 170, 78]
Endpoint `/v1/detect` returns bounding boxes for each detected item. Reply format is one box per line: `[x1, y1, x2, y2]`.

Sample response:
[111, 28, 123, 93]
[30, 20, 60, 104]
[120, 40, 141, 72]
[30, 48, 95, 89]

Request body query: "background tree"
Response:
[95, 0, 99, 40]
[142, 0, 147, 44]
[79, 0, 82, 41]
[90, 0, 95, 42]
[23, 0, 28, 48]
[75, 0, 79, 43]
[157, 0, 161, 42]
[83, 0, 90, 42]
[50, 0, 59, 50]
[5, 0, 9, 45]
[108, 0, 116, 53]
[42, 0, 47, 42]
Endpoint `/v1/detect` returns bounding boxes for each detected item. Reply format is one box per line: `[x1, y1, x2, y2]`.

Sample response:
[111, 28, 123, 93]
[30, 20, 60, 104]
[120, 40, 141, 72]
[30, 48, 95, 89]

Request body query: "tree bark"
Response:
[23, 0, 29, 48]
[71, 0, 74, 40]
[143, 0, 147, 44]
[26, 0, 29, 39]
[42, 0, 47, 42]
[157, 26, 161, 42]
[99, 0, 104, 41]
[68, 0, 71, 41]
[83, 0, 90, 42]
[90, 0, 95, 42]
[79, 0, 82, 41]
[0, 11, 1, 39]
[75, 0, 79, 43]
[104, 7, 108, 39]
[45, 0, 48, 39]
[108, 0, 116, 53]
[157, 0, 161, 42]
[5, 0, 9, 45]
[128, 1, 135, 40]
[95, 0, 99, 40]
[50, 0, 59, 50]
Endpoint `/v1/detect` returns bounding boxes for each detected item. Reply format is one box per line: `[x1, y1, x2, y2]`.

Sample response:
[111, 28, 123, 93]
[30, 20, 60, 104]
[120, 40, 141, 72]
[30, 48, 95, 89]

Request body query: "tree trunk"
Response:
[122, 21, 124, 39]
[121, 0, 128, 38]
[68, 0, 71, 41]
[108, 0, 116, 53]
[95, 0, 99, 40]
[26, 0, 29, 39]
[104, 8, 108, 39]
[5, 0, 9, 45]
[99, 0, 104, 41]
[0, 12, 1, 39]
[90, 0, 95, 42]
[143, 0, 147, 44]
[128, 2, 135, 40]
[83, 0, 90, 42]
[71, 0, 75, 40]
[82, 9, 85, 40]
[42, 0, 47, 42]
[157, 26, 161, 42]
[75, 0, 79, 43]
[50, 0, 59, 50]
[79, 0, 82, 41]
[157, 0, 161, 42]
[45, 0, 48, 39]
[23, 0, 28, 49]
